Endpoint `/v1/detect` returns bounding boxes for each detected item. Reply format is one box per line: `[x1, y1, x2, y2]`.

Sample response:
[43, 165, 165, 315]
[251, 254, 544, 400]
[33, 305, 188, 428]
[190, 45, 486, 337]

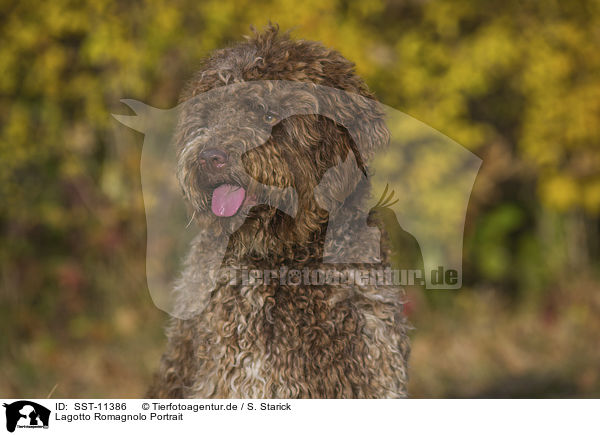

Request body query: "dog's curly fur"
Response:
[148, 25, 411, 398]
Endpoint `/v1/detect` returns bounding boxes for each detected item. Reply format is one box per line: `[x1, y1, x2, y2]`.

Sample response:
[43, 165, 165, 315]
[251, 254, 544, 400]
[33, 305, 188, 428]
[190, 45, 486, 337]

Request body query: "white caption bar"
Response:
[0, 399, 597, 435]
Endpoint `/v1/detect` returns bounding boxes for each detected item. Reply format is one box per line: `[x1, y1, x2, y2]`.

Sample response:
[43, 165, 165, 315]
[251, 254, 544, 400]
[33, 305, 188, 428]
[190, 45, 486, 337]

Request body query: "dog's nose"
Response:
[199, 148, 228, 169]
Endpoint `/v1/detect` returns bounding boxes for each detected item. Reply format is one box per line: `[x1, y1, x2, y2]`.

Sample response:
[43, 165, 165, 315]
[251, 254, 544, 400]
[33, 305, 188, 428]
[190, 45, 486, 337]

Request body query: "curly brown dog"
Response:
[148, 24, 410, 398]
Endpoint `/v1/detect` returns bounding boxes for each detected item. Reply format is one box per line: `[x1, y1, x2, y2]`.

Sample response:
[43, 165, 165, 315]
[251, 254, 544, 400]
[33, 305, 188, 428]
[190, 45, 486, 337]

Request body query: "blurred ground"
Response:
[407, 280, 600, 398]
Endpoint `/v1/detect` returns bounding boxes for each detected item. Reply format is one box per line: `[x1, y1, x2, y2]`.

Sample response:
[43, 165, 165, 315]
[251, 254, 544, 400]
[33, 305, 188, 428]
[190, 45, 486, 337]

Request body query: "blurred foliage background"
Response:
[1, 0, 599, 397]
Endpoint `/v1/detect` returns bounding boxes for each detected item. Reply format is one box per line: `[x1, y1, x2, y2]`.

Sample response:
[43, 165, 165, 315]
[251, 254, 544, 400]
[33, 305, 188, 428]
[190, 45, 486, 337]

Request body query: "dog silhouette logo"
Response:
[3, 401, 50, 433]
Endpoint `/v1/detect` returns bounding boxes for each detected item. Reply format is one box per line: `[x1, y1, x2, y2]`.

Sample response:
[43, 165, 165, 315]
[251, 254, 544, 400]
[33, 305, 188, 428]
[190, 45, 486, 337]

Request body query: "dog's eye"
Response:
[190, 127, 208, 137]
[183, 127, 208, 144]
[263, 113, 277, 124]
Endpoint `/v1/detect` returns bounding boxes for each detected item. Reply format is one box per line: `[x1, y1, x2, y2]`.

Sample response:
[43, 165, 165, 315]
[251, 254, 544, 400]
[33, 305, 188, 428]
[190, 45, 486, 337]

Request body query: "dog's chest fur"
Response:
[149, 209, 410, 398]
[152, 260, 409, 398]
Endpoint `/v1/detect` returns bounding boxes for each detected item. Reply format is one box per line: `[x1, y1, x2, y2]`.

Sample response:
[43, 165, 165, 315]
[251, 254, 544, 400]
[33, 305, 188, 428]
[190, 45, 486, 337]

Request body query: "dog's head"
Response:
[175, 25, 389, 257]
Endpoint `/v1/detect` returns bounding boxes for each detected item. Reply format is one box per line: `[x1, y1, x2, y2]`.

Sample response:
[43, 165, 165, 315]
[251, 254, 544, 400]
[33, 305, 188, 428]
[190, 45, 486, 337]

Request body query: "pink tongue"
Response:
[211, 184, 246, 217]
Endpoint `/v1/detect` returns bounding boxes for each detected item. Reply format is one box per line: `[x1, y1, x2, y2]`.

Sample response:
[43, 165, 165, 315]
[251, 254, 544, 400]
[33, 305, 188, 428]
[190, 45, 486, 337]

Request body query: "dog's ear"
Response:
[274, 82, 390, 212]
[275, 81, 389, 163]
[316, 85, 390, 164]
